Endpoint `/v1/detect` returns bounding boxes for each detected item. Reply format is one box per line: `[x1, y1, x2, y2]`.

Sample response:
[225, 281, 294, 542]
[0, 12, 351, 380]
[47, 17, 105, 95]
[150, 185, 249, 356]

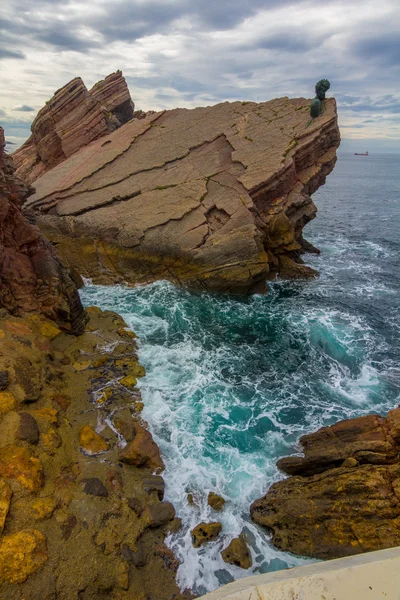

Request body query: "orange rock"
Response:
[0, 530, 48, 584]
[30, 497, 57, 521]
[0, 446, 43, 492]
[4, 321, 32, 336]
[119, 423, 164, 472]
[79, 425, 109, 456]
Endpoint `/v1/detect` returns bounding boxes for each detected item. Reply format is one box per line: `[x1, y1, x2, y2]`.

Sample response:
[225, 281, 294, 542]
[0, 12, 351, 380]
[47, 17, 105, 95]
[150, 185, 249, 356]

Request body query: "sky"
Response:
[1, 0, 399, 152]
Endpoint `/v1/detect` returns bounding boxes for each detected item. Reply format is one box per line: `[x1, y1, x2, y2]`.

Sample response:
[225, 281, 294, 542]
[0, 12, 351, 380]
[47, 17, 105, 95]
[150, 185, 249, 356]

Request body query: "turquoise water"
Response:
[81, 152, 400, 595]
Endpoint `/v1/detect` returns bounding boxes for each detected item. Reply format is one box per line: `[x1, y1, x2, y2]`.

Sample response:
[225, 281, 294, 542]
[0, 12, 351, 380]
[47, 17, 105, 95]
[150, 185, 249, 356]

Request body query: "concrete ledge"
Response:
[198, 547, 400, 599]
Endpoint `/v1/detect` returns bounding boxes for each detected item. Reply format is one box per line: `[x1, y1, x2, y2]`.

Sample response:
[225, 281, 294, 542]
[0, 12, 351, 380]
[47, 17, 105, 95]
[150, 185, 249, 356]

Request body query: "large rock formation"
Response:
[12, 71, 134, 184]
[0, 126, 87, 334]
[24, 96, 340, 294]
[250, 409, 400, 559]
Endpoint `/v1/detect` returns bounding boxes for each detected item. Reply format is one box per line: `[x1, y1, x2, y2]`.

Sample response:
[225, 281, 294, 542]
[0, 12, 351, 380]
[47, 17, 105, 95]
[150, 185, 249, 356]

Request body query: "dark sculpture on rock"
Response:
[310, 79, 331, 118]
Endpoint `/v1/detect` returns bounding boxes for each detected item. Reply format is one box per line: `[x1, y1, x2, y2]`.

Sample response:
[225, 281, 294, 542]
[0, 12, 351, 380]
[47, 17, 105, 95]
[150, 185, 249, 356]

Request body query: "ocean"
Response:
[80, 152, 400, 596]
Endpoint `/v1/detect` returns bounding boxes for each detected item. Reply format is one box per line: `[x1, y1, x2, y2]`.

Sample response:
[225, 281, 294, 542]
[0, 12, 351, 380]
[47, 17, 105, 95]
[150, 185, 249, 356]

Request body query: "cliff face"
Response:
[12, 71, 134, 185]
[0, 127, 87, 334]
[24, 96, 340, 294]
[251, 409, 400, 559]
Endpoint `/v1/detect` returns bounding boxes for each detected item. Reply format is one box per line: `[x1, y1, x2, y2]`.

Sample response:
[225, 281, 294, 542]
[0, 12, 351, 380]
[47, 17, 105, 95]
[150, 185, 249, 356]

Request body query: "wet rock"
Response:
[83, 478, 109, 498]
[119, 423, 164, 472]
[221, 535, 252, 569]
[0, 530, 48, 584]
[16, 412, 40, 445]
[143, 502, 175, 528]
[208, 491, 226, 511]
[251, 408, 400, 559]
[143, 475, 165, 500]
[191, 522, 222, 548]
[0, 445, 43, 492]
[79, 425, 109, 455]
[128, 497, 143, 516]
[0, 371, 9, 391]
[154, 543, 180, 572]
[0, 479, 12, 533]
[167, 518, 182, 534]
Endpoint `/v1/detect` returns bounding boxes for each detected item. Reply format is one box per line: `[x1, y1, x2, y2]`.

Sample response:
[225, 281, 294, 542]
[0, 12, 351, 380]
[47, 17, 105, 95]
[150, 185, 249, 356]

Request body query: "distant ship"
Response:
[354, 151, 369, 156]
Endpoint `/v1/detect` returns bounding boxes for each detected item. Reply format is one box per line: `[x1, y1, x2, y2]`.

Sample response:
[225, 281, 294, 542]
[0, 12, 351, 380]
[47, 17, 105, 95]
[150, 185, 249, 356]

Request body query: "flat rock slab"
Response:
[26, 97, 340, 294]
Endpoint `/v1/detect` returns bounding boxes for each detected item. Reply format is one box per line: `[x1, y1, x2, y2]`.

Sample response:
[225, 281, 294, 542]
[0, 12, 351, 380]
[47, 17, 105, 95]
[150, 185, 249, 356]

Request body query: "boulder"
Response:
[191, 521, 222, 548]
[0, 127, 87, 334]
[208, 491, 226, 511]
[251, 408, 400, 559]
[12, 71, 134, 184]
[221, 534, 252, 569]
[24, 96, 340, 294]
[142, 502, 175, 528]
[79, 425, 109, 456]
[119, 423, 164, 472]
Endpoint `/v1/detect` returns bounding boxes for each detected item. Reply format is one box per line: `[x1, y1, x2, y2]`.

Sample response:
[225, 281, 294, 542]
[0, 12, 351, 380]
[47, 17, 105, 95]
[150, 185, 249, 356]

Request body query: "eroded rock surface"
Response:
[0, 127, 87, 334]
[12, 71, 134, 184]
[25, 96, 340, 294]
[0, 308, 190, 599]
[251, 409, 400, 559]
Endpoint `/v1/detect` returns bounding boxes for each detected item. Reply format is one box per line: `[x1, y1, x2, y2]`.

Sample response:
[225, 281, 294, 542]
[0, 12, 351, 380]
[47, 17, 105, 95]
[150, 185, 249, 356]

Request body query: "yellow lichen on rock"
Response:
[0, 530, 48, 584]
[119, 375, 137, 388]
[0, 392, 16, 415]
[79, 425, 109, 455]
[30, 497, 57, 521]
[73, 360, 92, 371]
[40, 322, 61, 339]
[0, 479, 12, 533]
[0, 446, 43, 492]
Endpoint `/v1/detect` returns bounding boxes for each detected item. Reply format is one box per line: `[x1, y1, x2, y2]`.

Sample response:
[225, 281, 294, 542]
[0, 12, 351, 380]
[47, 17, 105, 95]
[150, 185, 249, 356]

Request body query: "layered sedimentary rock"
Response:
[89, 71, 135, 125]
[25, 96, 340, 294]
[12, 71, 134, 184]
[0, 308, 190, 599]
[0, 127, 86, 334]
[251, 409, 400, 559]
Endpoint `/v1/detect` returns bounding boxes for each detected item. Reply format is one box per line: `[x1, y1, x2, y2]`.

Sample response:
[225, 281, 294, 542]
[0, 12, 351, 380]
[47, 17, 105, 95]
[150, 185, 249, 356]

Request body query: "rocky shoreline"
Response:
[251, 409, 400, 560]
[0, 307, 192, 599]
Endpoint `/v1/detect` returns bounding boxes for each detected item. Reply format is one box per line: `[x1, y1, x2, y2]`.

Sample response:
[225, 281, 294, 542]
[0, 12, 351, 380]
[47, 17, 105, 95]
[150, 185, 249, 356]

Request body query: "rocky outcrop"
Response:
[12, 71, 134, 184]
[89, 71, 135, 125]
[0, 126, 87, 334]
[250, 409, 400, 560]
[0, 307, 190, 599]
[24, 96, 340, 294]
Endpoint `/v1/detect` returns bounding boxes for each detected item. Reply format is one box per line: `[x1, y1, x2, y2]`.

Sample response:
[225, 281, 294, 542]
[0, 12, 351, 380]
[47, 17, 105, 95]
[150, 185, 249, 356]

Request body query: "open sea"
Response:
[80, 152, 400, 596]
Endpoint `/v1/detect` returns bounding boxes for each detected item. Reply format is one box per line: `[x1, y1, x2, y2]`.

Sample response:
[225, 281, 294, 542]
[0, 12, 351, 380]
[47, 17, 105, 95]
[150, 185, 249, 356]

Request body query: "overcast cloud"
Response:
[1, 0, 399, 151]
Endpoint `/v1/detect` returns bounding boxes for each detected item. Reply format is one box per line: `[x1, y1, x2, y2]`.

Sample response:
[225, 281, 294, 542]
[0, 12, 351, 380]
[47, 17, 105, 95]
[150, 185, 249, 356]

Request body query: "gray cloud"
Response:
[0, 48, 25, 59]
[13, 105, 35, 112]
[0, 0, 399, 150]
